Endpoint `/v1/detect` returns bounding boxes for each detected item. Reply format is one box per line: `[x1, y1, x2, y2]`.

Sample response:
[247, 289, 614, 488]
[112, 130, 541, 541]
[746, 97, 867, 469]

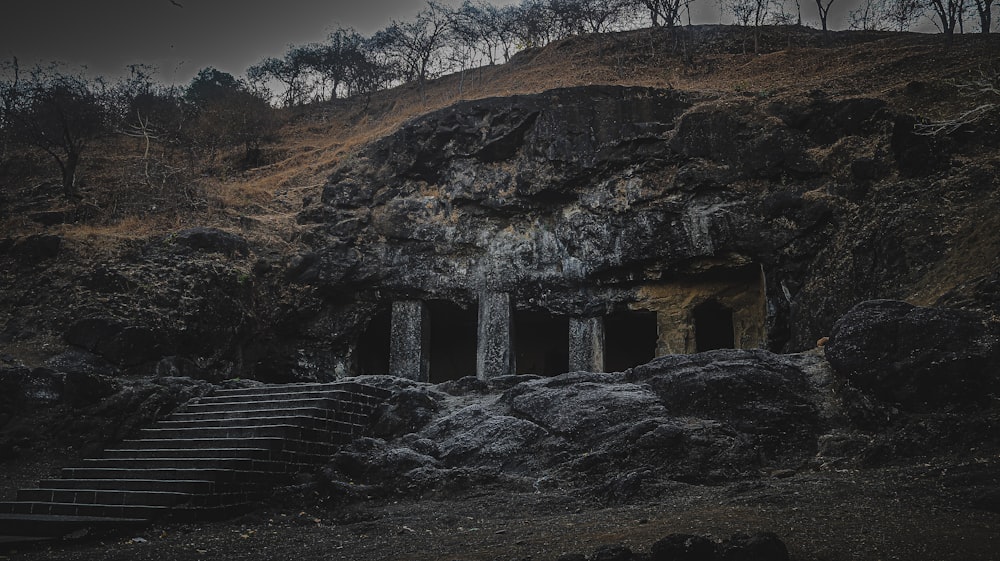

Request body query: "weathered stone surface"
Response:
[568, 317, 604, 372]
[477, 292, 514, 379]
[628, 350, 823, 452]
[503, 372, 665, 436]
[64, 318, 167, 367]
[720, 532, 790, 561]
[10, 234, 61, 263]
[0, 370, 211, 459]
[327, 350, 843, 498]
[825, 300, 1000, 410]
[389, 300, 429, 381]
[369, 385, 444, 439]
[420, 404, 548, 467]
[172, 227, 249, 256]
[650, 534, 718, 561]
[590, 543, 633, 561]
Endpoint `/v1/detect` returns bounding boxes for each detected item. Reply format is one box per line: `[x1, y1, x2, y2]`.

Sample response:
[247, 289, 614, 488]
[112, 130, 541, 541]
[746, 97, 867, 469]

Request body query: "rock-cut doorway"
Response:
[694, 299, 735, 352]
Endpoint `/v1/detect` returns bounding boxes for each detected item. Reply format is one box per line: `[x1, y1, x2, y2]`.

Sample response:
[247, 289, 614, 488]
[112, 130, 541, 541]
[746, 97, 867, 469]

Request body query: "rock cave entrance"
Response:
[604, 310, 658, 372]
[694, 300, 735, 352]
[355, 308, 392, 375]
[427, 300, 478, 383]
[515, 311, 569, 376]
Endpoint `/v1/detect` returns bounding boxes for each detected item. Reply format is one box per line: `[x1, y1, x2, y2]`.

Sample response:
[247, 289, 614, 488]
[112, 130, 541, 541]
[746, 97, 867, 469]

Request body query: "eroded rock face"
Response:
[287, 82, 999, 375]
[4, 82, 999, 382]
[825, 299, 1000, 410]
[321, 351, 831, 496]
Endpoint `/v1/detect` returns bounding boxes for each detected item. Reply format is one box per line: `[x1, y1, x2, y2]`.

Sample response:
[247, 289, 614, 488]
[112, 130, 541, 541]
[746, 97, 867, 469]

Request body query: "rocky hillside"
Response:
[1, 25, 1000, 560]
[2, 27, 999, 383]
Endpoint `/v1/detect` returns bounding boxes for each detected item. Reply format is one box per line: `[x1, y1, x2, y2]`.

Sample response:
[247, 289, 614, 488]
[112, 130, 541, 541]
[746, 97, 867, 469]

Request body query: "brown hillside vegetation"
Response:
[2, 25, 997, 254]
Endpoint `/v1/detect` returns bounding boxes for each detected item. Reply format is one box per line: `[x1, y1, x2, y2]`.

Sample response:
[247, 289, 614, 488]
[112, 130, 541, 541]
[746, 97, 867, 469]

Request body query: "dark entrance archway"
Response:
[514, 311, 569, 376]
[355, 308, 391, 375]
[604, 310, 658, 372]
[694, 300, 735, 352]
[427, 300, 478, 383]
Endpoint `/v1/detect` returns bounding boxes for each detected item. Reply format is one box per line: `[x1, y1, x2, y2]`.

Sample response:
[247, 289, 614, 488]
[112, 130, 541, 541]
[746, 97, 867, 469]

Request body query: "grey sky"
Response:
[0, 0, 905, 86]
[0, 1, 512, 83]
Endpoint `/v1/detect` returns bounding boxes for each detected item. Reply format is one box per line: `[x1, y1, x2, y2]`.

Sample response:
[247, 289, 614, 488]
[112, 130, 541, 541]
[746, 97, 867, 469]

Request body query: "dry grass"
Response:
[4, 26, 998, 255]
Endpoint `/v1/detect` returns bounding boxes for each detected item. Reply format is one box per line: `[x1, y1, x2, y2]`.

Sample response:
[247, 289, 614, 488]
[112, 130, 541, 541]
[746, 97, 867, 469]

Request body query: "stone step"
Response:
[190, 389, 355, 406]
[0, 501, 169, 519]
[15, 489, 262, 510]
[210, 382, 390, 401]
[120, 437, 341, 456]
[0, 513, 147, 538]
[210, 383, 348, 397]
[75, 457, 290, 473]
[16, 488, 190, 506]
[37, 478, 217, 494]
[171, 398, 374, 417]
[0, 381, 389, 544]
[103, 447, 330, 465]
[166, 406, 368, 425]
[156, 414, 361, 432]
[58, 467, 283, 484]
[137, 423, 357, 442]
[102, 447, 273, 460]
[176, 396, 357, 415]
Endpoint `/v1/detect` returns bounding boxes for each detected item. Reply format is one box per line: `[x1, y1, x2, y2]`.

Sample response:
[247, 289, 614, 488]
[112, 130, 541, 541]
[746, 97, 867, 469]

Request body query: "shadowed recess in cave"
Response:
[428, 300, 478, 383]
[514, 310, 570, 376]
[695, 299, 735, 352]
[604, 310, 658, 372]
[355, 308, 391, 375]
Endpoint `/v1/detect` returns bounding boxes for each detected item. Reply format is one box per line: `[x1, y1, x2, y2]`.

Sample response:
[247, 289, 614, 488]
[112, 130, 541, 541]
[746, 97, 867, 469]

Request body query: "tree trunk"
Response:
[980, 4, 992, 32]
[61, 151, 80, 199]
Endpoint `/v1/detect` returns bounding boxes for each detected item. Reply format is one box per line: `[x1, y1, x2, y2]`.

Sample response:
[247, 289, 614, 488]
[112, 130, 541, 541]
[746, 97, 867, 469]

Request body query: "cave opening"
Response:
[694, 299, 735, 352]
[355, 308, 391, 376]
[514, 310, 569, 376]
[604, 310, 658, 372]
[428, 300, 478, 383]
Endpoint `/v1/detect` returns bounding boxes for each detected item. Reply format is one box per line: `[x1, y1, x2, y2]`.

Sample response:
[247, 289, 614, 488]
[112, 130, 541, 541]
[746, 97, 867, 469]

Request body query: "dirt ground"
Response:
[2, 460, 998, 561]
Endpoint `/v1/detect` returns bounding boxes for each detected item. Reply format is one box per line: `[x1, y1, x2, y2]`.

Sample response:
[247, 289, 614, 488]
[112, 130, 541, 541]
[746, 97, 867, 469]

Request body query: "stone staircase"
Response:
[0, 381, 390, 544]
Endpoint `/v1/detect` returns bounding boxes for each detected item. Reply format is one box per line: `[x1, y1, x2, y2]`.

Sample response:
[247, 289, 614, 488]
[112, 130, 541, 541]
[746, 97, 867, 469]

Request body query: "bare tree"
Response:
[970, 0, 995, 31]
[849, 0, 924, 30]
[722, 0, 772, 53]
[183, 68, 276, 167]
[247, 45, 314, 107]
[927, 0, 967, 41]
[815, 0, 836, 30]
[576, 0, 633, 33]
[631, 0, 692, 26]
[377, 1, 456, 96]
[11, 65, 107, 198]
[514, 0, 559, 47]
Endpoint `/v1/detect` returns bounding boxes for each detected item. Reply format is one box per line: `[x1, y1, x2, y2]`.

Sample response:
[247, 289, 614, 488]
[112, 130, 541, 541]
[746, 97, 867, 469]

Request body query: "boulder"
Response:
[825, 300, 1000, 410]
[502, 372, 665, 438]
[649, 534, 718, 561]
[11, 234, 61, 263]
[172, 227, 249, 256]
[720, 532, 790, 561]
[628, 350, 824, 452]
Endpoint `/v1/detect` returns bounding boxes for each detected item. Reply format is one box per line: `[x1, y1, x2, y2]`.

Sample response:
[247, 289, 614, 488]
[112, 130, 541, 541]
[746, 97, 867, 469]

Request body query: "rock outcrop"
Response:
[825, 299, 1000, 410]
[320, 350, 835, 497]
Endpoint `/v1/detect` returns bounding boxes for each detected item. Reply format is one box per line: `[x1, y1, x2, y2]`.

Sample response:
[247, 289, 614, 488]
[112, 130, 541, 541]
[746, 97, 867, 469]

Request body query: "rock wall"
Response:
[4, 81, 998, 382]
[286, 84, 999, 377]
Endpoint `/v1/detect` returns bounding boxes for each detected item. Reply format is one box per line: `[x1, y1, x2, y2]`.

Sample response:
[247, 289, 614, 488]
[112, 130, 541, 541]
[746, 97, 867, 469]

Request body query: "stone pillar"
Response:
[569, 317, 605, 373]
[476, 292, 514, 380]
[389, 300, 429, 381]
